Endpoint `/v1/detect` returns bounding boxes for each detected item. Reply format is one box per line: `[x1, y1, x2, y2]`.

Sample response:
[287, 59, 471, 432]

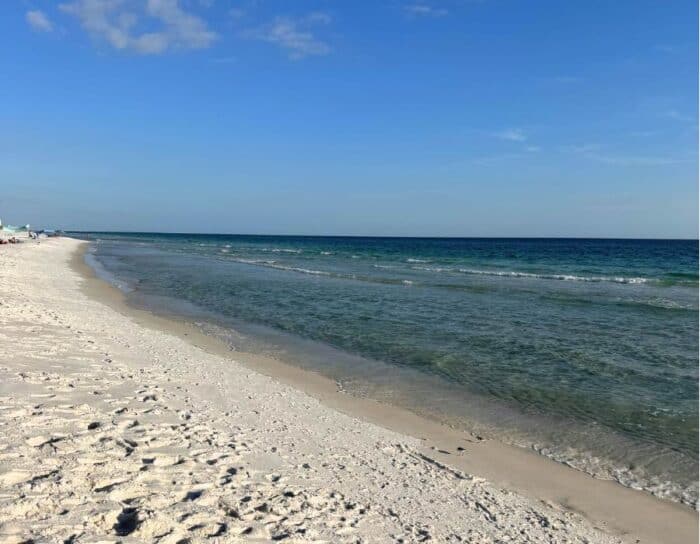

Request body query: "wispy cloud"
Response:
[469, 144, 542, 165]
[59, 0, 217, 55]
[495, 128, 527, 142]
[470, 152, 528, 165]
[586, 154, 692, 166]
[564, 143, 693, 166]
[228, 0, 265, 22]
[562, 143, 600, 154]
[405, 4, 448, 17]
[229, 8, 246, 20]
[245, 13, 331, 60]
[653, 44, 678, 54]
[26, 10, 54, 32]
[663, 109, 694, 123]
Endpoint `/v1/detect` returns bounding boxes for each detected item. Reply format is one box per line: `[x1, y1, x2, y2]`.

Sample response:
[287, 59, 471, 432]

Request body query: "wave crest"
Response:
[456, 268, 649, 284]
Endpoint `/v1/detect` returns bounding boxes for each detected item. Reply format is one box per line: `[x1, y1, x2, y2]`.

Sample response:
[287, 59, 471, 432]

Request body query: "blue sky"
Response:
[2, 0, 697, 237]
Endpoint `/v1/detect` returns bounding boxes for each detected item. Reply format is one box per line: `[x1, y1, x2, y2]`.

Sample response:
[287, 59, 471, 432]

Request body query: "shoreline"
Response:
[71, 238, 699, 543]
[0, 237, 695, 542]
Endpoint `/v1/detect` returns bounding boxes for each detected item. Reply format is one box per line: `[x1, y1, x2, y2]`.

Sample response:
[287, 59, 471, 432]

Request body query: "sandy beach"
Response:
[0, 237, 696, 543]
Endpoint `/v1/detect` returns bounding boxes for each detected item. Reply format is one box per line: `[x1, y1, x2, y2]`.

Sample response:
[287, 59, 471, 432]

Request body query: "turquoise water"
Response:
[76, 233, 699, 506]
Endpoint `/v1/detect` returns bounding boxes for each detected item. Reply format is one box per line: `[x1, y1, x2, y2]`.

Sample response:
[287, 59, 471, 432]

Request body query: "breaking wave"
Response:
[455, 268, 649, 284]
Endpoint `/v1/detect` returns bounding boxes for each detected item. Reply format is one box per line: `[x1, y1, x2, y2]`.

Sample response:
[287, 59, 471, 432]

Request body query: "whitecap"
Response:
[412, 266, 449, 273]
[232, 258, 329, 276]
[456, 268, 649, 284]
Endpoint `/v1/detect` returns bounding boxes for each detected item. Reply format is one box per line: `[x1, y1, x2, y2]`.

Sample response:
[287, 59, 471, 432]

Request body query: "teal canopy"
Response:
[0, 222, 30, 233]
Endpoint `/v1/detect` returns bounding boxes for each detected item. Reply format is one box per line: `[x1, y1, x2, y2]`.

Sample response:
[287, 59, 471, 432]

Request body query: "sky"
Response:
[1, 0, 698, 237]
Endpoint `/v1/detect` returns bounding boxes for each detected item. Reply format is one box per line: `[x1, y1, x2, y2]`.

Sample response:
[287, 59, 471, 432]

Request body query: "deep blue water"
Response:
[74, 233, 699, 506]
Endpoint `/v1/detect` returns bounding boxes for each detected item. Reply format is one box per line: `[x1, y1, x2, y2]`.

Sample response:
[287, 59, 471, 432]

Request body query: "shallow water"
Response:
[75, 233, 699, 507]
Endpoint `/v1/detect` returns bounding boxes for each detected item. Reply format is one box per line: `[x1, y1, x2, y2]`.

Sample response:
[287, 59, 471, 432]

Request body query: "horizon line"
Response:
[65, 230, 700, 242]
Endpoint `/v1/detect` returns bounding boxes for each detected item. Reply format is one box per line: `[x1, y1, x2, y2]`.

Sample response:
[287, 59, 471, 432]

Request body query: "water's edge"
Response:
[77, 238, 698, 510]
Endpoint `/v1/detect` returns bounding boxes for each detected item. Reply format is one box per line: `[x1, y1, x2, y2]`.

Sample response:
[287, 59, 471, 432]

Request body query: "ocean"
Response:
[75, 233, 699, 507]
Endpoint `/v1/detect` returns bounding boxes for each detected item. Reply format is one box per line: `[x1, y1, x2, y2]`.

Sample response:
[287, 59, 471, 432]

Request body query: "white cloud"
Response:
[470, 152, 528, 165]
[564, 143, 691, 166]
[405, 4, 448, 17]
[495, 128, 527, 142]
[26, 10, 54, 32]
[562, 143, 600, 154]
[246, 13, 331, 60]
[59, 0, 217, 54]
[305, 12, 332, 25]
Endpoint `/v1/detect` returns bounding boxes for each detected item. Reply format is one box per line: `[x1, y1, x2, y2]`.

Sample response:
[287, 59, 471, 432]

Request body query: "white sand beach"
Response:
[0, 238, 696, 543]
